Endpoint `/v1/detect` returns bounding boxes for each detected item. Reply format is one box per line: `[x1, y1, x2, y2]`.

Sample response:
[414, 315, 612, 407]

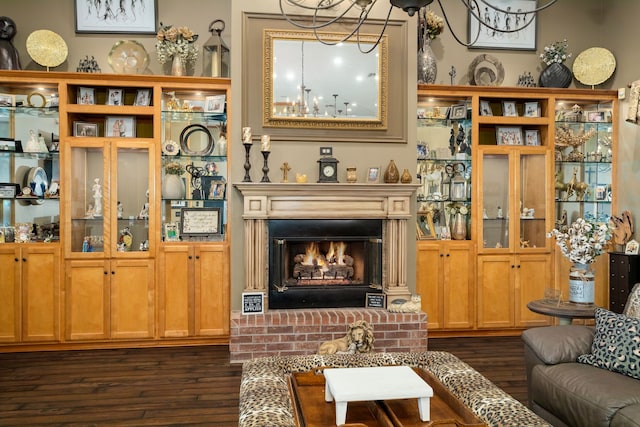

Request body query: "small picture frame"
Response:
[479, 100, 493, 116]
[164, 222, 180, 242]
[365, 293, 386, 308]
[524, 101, 540, 117]
[449, 104, 467, 120]
[367, 167, 380, 184]
[0, 94, 15, 107]
[242, 292, 264, 315]
[417, 142, 428, 160]
[77, 87, 95, 105]
[106, 88, 124, 106]
[496, 126, 524, 146]
[74, 121, 98, 137]
[105, 116, 136, 137]
[586, 111, 605, 122]
[202, 176, 226, 200]
[0, 138, 16, 152]
[134, 89, 151, 106]
[525, 129, 540, 146]
[502, 101, 518, 117]
[204, 94, 226, 113]
[625, 239, 639, 255]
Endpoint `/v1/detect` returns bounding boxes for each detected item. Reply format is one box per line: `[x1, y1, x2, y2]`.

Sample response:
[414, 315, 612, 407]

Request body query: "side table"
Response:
[527, 299, 599, 325]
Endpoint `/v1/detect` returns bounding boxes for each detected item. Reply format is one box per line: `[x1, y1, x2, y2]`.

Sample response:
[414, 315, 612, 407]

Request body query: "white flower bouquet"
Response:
[547, 217, 612, 264]
[540, 39, 571, 66]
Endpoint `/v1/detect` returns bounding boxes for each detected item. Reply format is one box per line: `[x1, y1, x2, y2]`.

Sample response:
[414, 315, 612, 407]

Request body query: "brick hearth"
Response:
[229, 308, 428, 363]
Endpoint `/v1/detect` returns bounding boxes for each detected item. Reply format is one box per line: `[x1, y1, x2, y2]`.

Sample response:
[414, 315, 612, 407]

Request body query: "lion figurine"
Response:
[318, 320, 374, 355]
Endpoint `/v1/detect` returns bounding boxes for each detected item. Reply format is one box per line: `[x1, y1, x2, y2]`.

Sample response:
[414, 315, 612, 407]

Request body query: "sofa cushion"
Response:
[521, 325, 593, 364]
[577, 308, 640, 380]
[611, 403, 640, 427]
[623, 283, 640, 318]
[531, 362, 640, 427]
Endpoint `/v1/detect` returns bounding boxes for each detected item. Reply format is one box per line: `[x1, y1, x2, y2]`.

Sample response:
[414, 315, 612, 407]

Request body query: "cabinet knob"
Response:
[511, 265, 515, 268]
[111, 271, 115, 275]
[446, 254, 450, 257]
[22, 258, 27, 262]
[196, 255, 200, 259]
[440, 254, 444, 257]
[104, 271, 108, 275]
[14, 257, 19, 262]
[517, 265, 521, 268]
[188, 255, 193, 260]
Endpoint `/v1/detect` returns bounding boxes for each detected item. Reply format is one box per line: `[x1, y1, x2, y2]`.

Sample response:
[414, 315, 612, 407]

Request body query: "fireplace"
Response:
[268, 219, 383, 309]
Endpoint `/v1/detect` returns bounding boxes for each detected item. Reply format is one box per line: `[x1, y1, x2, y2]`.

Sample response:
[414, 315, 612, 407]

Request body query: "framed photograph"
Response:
[74, 121, 98, 137]
[587, 111, 605, 122]
[524, 101, 540, 117]
[202, 176, 226, 200]
[417, 142, 428, 160]
[625, 239, 639, 255]
[449, 104, 467, 120]
[0, 182, 20, 198]
[75, 0, 158, 34]
[0, 94, 15, 107]
[180, 207, 222, 238]
[0, 138, 16, 152]
[595, 184, 608, 201]
[496, 126, 523, 145]
[77, 87, 95, 105]
[468, 0, 537, 50]
[134, 89, 151, 106]
[105, 116, 136, 137]
[106, 88, 124, 106]
[367, 167, 380, 184]
[164, 222, 180, 242]
[525, 129, 540, 146]
[204, 95, 226, 113]
[480, 100, 493, 116]
[502, 101, 518, 117]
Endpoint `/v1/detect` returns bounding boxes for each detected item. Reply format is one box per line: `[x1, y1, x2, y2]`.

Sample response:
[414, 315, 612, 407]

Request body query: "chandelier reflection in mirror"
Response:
[279, 0, 558, 51]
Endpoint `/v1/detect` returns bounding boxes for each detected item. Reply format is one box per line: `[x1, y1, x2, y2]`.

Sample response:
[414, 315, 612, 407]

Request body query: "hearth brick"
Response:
[229, 308, 428, 363]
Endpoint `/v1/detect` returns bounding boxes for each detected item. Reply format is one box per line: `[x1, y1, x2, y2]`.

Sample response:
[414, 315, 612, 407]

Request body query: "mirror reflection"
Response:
[264, 29, 387, 128]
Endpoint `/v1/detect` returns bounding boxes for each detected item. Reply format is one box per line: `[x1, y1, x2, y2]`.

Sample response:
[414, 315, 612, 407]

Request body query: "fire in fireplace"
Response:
[269, 219, 383, 309]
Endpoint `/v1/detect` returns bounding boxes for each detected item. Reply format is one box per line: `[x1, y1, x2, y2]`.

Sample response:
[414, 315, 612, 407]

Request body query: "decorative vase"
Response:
[400, 168, 412, 184]
[569, 262, 595, 304]
[417, 38, 437, 84]
[384, 160, 400, 183]
[451, 213, 467, 240]
[539, 62, 572, 88]
[170, 55, 186, 76]
[162, 174, 186, 199]
[346, 167, 357, 183]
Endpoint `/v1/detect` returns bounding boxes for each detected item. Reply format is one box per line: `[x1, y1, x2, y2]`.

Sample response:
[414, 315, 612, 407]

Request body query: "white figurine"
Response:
[138, 189, 150, 219]
[117, 201, 123, 219]
[92, 178, 102, 216]
[483, 208, 489, 219]
[497, 206, 504, 219]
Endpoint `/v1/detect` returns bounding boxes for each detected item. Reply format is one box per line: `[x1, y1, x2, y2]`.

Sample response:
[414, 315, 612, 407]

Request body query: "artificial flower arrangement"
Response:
[540, 39, 571, 66]
[418, 8, 444, 48]
[156, 23, 199, 66]
[164, 161, 185, 175]
[444, 201, 469, 216]
[547, 217, 612, 265]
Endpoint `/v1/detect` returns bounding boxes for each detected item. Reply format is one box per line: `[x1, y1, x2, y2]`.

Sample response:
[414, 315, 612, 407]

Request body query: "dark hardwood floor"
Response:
[0, 336, 527, 426]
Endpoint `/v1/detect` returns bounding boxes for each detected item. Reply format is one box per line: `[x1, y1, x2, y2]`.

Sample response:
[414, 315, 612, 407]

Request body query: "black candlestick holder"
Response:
[242, 142, 252, 182]
[261, 151, 270, 183]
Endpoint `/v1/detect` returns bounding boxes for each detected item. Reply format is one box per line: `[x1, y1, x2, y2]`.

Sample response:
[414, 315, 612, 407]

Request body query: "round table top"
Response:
[527, 299, 599, 319]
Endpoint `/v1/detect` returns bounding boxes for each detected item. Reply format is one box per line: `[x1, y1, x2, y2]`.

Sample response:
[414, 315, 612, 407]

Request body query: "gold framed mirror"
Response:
[263, 29, 388, 130]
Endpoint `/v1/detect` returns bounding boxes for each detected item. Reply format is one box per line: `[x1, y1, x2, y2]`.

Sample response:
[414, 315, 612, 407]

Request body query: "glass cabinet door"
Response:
[519, 152, 548, 249]
[480, 152, 510, 249]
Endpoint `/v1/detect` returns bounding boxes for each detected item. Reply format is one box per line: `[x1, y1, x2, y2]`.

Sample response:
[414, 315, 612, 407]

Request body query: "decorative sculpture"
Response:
[318, 320, 374, 355]
[0, 16, 21, 70]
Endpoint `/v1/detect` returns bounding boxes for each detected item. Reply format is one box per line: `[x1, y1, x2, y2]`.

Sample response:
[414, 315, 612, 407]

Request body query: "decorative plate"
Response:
[162, 139, 180, 155]
[108, 40, 149, 74]
[26, 30, 68, 68]
[573, 47, 616, 86]
[468, 54, 505, 87]
[26, 166, 48, 197]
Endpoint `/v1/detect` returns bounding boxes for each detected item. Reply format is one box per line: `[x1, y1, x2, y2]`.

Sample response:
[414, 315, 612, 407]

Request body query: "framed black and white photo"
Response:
[204, 94, 226, 113]
[449, 104, 467, 120]
[77, 87, 95, 105]
[496, 126, 523, 145]
[134, 89, 151, 106]
[468, 0, 537, 50]
[525, 129, 540, 146]
[75, 0, 158, 34]
[502, 101, 518, 117]
[524, 101, 540, 117]
[105, 116, 136, 137]
[106, 88, 124, 106]
[74, 121, 98, 137]
[480, 100, 493, 116]
[0, 139, 17, 152]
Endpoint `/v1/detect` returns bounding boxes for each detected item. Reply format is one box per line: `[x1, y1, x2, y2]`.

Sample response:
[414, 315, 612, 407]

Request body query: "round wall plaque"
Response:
[573, 47, 616, 86]
[26, 30, 68, 68]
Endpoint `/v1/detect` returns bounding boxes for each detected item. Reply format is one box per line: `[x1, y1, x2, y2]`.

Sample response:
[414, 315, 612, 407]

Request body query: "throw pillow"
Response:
[623, 282, 640, 318]
[577, 308, 640, 380]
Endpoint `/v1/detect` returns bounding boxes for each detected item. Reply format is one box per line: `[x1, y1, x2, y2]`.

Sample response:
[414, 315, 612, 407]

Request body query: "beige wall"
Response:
[4, 1, 638, 311]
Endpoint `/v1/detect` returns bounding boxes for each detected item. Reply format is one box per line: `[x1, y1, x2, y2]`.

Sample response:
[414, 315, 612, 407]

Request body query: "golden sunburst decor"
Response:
[26, 30, 68, 70]
[572, 47, 616, 86]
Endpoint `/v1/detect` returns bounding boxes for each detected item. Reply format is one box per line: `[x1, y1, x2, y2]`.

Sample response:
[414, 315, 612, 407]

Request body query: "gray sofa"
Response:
[522, 320, 640, 427]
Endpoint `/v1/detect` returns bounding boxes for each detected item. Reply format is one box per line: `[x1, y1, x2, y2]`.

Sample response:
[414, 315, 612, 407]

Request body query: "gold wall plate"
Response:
[573, 47, 616, 86]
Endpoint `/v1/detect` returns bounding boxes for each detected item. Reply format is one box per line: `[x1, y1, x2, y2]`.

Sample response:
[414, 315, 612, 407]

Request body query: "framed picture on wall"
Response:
[75, 0, 158, 34]
[467, 0, 537, 50]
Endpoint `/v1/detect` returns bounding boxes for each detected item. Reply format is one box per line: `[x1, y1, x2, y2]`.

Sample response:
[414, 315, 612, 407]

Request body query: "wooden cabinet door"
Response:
[66, 259, 110, 340]
[416, 243, 443, 329]
[158, 245, 192, 337]
[0, 246, 20, 342]
[516, 254, 552, 327]
[444, 243, 475, 329]
[477, 255, 515, 328]
[110, 259, 155, 339]
[21, 246, 60, 342]
[195, 245, 229, 337]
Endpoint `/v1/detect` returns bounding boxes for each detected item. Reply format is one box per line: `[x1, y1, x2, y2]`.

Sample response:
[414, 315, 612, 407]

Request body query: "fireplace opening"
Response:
[269, 219, 383, 309]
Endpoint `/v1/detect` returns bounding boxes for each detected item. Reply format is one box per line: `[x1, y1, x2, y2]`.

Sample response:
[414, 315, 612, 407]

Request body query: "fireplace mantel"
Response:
[234, 183, 419, 309]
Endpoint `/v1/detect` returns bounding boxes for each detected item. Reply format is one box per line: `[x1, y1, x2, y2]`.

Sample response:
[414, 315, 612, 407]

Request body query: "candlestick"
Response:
[261, 151, 270, 183]
[261, 134, 271, 152]
[243, 142, 252, 182]
[242, 127, 252, 144]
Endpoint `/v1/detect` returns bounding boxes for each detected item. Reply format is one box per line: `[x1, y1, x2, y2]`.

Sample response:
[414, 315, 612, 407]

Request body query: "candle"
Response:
[261, 135, 271, 152]
[242, 127, 252, 144]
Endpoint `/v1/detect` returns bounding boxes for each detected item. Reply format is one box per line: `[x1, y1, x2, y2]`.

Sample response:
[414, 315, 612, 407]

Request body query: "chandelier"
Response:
[279, 0, 558, 51]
